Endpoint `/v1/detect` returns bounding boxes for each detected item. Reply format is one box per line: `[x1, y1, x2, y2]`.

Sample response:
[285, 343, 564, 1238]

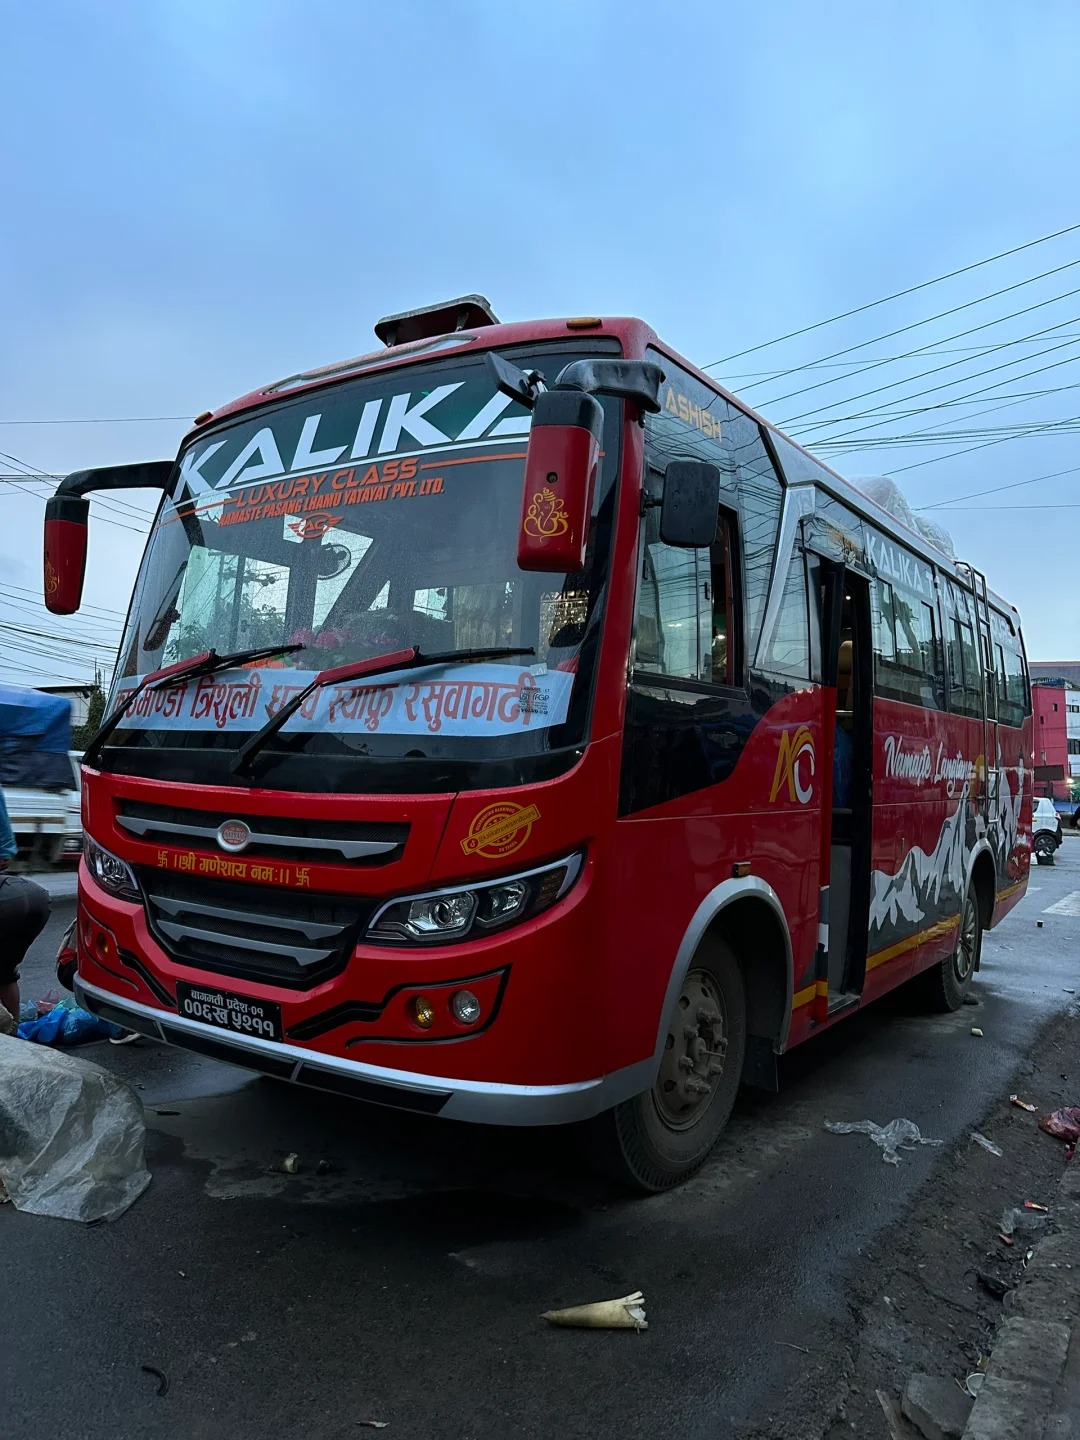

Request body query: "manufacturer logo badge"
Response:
[769, 726, 815, 805]
[217, 819, 252, 853]
[460, 802, 540, 858]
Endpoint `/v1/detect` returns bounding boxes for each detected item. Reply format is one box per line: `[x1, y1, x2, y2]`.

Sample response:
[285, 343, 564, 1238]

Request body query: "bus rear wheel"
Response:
[921, 885, 981, 1012]
[588, 941, 746, 1192]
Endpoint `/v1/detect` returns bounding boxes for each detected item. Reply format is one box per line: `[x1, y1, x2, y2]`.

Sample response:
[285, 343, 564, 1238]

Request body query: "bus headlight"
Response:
[368, 853, 582, 946]
[84, 836, 140, 902]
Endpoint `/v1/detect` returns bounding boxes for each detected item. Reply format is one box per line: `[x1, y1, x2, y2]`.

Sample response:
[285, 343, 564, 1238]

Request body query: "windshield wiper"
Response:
[83, 643, 306, 768]
[232, 645, 536, 777]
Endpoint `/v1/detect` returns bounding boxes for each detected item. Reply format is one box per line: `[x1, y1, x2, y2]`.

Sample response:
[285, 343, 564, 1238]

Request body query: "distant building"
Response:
[1030, 675, 1080, 797]
[1029, 660, 1080, 687]
[36, 683, 97, 731]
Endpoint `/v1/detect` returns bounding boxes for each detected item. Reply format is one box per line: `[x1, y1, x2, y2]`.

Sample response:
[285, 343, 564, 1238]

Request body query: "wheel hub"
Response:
[955, 896, 977, 982]
[656, 969, 728, 1129]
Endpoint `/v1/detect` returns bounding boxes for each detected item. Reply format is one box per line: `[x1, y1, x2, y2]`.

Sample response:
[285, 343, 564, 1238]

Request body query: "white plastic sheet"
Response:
[0, 1033, 151, 1222]
[824, 1117, 943, 1165]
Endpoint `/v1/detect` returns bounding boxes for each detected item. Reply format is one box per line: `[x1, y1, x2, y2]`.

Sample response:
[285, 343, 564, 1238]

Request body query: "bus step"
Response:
[827, 991, 861, 1017]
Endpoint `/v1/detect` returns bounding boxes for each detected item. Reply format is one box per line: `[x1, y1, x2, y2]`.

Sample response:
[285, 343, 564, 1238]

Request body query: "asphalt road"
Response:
[4, 844, 1079, 1440]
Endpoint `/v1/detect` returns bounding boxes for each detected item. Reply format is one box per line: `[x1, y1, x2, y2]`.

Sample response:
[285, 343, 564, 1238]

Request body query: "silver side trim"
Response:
[117, 814, 398, 862]
[75, 977, 654, 1126]
[153, 918, 334, 966]
[754, 487, 816, 670]
[147, 892, 341, 941]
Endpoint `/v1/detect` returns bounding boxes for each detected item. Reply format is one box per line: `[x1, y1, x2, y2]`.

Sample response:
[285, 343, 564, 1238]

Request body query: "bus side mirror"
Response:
[517, 389, 602, 573]
[659, 460, 722, 547]
[44, 495, 90, 614]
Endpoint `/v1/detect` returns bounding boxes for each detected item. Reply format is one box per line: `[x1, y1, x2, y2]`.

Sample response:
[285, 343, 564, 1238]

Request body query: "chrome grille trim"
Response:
[118, 814, 397, 862]
[147, 893, 341, 941]
[153, 918, 333, 967]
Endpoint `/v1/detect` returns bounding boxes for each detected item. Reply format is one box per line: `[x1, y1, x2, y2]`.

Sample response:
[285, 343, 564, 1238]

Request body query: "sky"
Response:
[3, 0, 1080, 687]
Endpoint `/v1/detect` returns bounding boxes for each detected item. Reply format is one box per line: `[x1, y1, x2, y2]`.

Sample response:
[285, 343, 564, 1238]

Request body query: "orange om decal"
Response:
[523, 488, 569, 540]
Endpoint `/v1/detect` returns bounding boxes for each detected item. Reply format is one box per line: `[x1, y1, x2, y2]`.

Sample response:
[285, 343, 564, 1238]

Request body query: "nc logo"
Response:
[770, 725, 815, 805]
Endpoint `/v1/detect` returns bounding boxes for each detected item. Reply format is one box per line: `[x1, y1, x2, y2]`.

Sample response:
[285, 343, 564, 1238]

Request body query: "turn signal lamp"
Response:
[412, 997, 435, 1029]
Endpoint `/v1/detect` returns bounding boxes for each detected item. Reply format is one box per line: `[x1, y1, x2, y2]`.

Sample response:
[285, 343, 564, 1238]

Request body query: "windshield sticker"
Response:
[284, 513, 342, 542]
[113, 664, 574, 739]
[174, 379, 532, 503]
[460, 801, 540, 858]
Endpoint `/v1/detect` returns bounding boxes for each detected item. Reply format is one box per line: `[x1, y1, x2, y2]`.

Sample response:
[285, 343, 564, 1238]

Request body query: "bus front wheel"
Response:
[588, 941, 747, 1192]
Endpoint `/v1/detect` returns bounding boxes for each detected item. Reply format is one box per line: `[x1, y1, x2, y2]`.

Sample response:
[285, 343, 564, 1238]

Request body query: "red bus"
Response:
[44, 297, 1033, 1190]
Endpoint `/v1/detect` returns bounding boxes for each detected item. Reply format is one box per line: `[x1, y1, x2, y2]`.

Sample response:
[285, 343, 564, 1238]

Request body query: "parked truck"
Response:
[0, 686, 81, 866]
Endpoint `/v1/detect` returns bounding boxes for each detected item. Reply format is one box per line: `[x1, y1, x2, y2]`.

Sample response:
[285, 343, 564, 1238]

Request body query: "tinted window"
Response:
[634, 510, 736, 686]
[764, 549, 810, 678]
[945, 583, 984, 718]
[645, 352, 782, 665]
[872, 578, 944, 707]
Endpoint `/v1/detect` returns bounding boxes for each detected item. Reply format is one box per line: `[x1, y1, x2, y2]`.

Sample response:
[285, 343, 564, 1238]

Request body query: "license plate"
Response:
[175, 982, 282, 1041]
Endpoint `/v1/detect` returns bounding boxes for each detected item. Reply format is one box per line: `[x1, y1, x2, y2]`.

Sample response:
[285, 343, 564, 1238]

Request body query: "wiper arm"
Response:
[232, 644, 535, 778]
[83, 643, 305, 769]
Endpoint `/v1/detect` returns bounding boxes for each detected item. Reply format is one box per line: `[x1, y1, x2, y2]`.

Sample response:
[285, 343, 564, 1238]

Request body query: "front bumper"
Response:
[76, 976, 651, 1126]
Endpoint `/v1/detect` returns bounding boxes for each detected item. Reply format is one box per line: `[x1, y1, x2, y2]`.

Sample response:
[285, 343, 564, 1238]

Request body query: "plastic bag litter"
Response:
[1039, 1107, 1080, 1144]
[824, 1118, 944, 1165]
[0, 1002, 15, 1038]
[1000, 1205, 1050, 1238]
[17, 1006, 123, 1046]
[0, 1033, 151, 1222]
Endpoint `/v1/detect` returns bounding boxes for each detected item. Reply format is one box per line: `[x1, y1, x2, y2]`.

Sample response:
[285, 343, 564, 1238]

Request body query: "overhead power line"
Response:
[748, 271, 1080, 410]
[703, 220, 1080, 367]
[915, 462, 1080, 511]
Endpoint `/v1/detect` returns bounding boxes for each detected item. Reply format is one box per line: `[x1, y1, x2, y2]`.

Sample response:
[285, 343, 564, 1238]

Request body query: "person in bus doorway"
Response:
[0, 784, 51, 1025]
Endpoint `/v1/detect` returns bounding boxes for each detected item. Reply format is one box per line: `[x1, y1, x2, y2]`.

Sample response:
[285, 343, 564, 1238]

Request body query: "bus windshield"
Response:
[109, 346, 621, 777]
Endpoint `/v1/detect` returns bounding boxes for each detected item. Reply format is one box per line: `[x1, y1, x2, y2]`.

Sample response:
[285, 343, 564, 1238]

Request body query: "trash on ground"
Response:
[1010, 1095, 1038, 1112]
[1039, 1107, 1080, 1144]
[976, 1270, 1012, 1299]
[971, 1132, 1003, 1156]
[140, 1365, 169, 1397]
[0, 1001, 15, 1037]
[966, 1372, 985, 1397]
[824, 1119, 943, 1165]
[0, 1034, 150, 1223]
[542, 1291, 648, 1331]
[316, 1159, 332, 1175]
[1023, 1200, 1049, 1211]
[17, 1005, 124, 1046]
[1000, 1205, 1050, 1238]
[281, 1153, 299, 1174]
[998, 1233, 1014, 1246]
[970, 1027, 984, 1038]
[358, 1424, 390, 1431]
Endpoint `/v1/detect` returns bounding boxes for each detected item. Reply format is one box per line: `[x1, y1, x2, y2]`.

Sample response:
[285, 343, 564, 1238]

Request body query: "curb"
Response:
[963, 1160, 1080, 1439]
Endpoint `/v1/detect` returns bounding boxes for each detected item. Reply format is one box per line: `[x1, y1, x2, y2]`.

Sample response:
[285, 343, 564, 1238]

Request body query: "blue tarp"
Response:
[0, 686, 73, 790]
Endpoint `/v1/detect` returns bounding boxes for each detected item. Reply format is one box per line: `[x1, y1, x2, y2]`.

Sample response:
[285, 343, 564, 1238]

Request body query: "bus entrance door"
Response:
[820, 565, 873, 1012]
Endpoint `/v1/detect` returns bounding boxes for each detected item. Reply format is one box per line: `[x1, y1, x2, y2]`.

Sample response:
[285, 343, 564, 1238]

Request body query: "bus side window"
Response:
[872, 578, 944, 709]
[763, 549, 810, 678]
[634, 505, 737, 687]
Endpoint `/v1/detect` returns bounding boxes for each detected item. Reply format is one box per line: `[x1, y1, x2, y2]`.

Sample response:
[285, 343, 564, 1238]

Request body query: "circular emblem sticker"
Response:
[460, 802, 540, 859]
[217, 819, 252, 854]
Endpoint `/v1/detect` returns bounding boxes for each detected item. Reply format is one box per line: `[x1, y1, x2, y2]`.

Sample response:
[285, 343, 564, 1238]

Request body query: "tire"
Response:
[922, 885, 981, 1012]
[585, 940, 747, 1192]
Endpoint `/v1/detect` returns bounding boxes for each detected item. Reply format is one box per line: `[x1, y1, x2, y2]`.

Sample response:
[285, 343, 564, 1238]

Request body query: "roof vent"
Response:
[374, 295, 499, 348]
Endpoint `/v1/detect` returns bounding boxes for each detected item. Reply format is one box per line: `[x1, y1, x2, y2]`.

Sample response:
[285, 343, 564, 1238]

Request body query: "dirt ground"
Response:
[817, 1002, 1079, 1438]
